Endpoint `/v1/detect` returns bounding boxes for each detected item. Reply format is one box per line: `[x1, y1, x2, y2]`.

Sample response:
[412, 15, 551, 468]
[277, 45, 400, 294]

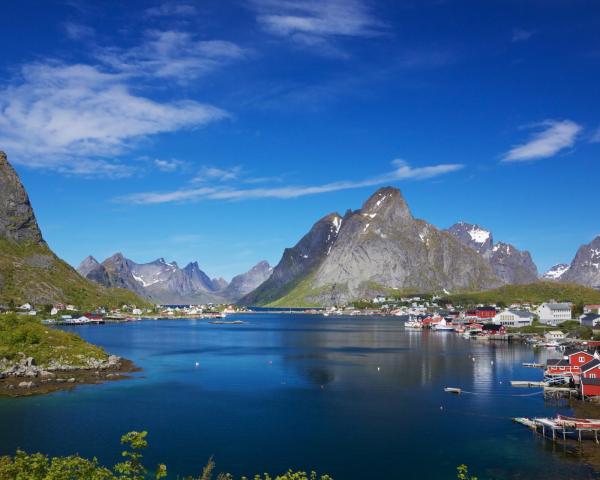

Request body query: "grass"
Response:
[443, 281, 600, 306]
[0, 313, 108, 367]
[0, 238, 149, 309]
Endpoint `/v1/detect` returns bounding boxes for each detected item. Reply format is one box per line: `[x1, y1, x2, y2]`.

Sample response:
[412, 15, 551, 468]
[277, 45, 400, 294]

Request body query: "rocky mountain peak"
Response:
[543, 263, 570, 281]
[0, 151, 45, 245]
[360, 187, 412, 222]
[561, 236, 600, 288]
[77, 255, 101, 277]
[446, 222, 493, 254]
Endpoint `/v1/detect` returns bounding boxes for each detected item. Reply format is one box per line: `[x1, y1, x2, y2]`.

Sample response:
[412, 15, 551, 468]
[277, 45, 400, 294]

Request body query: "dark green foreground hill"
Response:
[0, 151, 148, 308]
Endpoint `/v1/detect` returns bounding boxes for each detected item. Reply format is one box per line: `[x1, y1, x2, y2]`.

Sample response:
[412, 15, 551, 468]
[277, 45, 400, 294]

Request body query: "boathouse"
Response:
[580, 358, 600, 397]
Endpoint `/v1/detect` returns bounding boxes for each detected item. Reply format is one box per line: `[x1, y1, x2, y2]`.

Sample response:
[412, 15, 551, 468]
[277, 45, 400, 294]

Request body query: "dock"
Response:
[510, 380, 547, 387]
[513, 415, 600, 443]
[522, 362, 544, 368]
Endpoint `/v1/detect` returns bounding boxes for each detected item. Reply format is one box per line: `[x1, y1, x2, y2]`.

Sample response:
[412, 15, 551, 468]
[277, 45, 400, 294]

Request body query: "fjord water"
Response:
[0, 315, 598, 479]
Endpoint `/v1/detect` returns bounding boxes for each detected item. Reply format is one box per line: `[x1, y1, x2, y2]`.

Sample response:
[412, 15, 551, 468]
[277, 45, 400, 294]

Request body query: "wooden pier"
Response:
[522, 362, 544, 368]
[510, 380, 548, 387]
[513, 416, 600, 444]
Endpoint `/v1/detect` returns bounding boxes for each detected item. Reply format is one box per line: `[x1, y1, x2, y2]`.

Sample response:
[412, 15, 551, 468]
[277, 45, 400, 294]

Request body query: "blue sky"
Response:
[1, 0, 599, 280]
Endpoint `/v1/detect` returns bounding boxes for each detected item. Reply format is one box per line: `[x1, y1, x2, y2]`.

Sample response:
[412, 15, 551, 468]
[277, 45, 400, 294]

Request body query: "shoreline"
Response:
[0, 358, 140, 398]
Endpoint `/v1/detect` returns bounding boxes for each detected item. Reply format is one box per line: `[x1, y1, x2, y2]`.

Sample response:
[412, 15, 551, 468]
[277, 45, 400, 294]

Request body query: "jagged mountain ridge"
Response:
[78, 254, 270, 303]
[242, 187, 503, 306]
[561, 236, 600, 289]
[446, 222, 538, 284]
[0, 151, 146, 307]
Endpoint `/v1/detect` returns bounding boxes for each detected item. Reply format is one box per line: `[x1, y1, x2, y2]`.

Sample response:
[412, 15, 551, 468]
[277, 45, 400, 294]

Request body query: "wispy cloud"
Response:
[502, 120, 582, 162]
[154, 158, 187, 172]
[145, 2, 197, 17]
[63, 21, 95, 40]
[511, 28, 536, 43]
[0, 29, 246, 176]
[193, 165, 243, 183]
[251, 0, 384, 57]
[117, 159, 464, 205]
[97, 30, 247, 83]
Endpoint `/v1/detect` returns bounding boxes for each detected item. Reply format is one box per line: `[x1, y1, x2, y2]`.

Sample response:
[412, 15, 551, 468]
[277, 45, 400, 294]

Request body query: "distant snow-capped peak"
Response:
[543, 263, 570, 280]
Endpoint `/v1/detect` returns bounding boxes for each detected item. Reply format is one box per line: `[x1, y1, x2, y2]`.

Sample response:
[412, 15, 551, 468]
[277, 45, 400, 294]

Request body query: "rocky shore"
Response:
[0, 354, 139, 397]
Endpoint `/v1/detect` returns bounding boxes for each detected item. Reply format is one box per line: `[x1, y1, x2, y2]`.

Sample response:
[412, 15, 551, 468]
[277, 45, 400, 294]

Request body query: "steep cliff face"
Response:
[0, 152, 44, 245]
[0, 152, 146, 307]
[446, 222, 538, 284]
[310, 188, 501, 304]
[243, 187, 501, 306]
[485, 242, 539, 284]
[561, 236, 600, 288]
[240, 213, 343, 306]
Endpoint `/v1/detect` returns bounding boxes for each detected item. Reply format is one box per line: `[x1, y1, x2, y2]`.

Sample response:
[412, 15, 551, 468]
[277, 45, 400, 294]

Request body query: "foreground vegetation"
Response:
[0, 313, 107, 366]
[0, 238, 148, 309]
[0, 431, 332, 480]
[0, 430, 478, 480]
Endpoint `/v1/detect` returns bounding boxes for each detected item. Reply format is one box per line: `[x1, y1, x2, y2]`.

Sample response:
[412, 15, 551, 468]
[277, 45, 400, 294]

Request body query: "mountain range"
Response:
[242, 187, 600, 306]
[77, 254, 272, 304]
[0, 151, 145, 307]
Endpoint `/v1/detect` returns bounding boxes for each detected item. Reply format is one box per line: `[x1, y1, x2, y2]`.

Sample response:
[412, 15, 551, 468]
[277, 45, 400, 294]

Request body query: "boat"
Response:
[404, 318, 422, 329]
[209, 320, 245, 325]
[432, 319, 454, 331]
[444, 387, 462, 394]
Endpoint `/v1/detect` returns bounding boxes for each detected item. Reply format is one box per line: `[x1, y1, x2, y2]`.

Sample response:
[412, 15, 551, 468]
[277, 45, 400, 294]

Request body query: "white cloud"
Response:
[117, 159, 464, 204]
[251, 0, 384, 56]
[0, 29, 247, 176]
[98, 30, 247, 82]
[0, 62, 225, 175]
[502, 120, 582, 162]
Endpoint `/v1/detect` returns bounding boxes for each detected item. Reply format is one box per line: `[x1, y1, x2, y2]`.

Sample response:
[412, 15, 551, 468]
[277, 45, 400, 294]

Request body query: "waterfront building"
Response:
[536, 302, 572, 325]
[493, 309, 534, 327]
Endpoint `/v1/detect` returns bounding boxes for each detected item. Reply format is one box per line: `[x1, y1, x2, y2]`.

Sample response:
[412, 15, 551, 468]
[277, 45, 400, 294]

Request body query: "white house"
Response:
[493, 309, 535, 327]
[19, 303, 32, 311]
[545, 330, 566, 341]
[50, 307, 59, 316]
[132, 308, 142, 315]
[536, 302, 572, 326]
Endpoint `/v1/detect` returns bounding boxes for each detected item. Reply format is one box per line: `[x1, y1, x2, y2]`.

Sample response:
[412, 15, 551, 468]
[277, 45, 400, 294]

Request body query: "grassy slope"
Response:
[0, 314, 108, 366]
[0, 239, 149, 309]
[445, 281, 600, 305]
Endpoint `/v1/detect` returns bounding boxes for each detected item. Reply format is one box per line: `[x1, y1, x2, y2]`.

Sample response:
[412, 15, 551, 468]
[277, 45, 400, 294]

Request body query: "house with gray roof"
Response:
[535, 302, 572, 326]
[493, 309, 535, 327]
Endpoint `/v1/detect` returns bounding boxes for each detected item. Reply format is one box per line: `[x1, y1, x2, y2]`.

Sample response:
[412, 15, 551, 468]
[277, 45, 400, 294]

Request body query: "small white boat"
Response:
[432, 319, 454, 331]
[404, 318, 422, 329]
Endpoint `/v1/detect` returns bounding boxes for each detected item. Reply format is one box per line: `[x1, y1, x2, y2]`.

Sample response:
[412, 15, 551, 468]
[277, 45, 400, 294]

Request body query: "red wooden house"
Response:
[580, 358, 600, 397]
[546, 349, 595, 377]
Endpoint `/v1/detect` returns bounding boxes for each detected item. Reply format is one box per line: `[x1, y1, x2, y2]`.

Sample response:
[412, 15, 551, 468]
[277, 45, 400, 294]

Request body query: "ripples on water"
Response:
[0, 314, 599, 480]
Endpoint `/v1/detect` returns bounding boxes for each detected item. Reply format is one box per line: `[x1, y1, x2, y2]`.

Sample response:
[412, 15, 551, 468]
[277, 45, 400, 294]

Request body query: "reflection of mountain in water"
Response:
[274, 316, 556, 391]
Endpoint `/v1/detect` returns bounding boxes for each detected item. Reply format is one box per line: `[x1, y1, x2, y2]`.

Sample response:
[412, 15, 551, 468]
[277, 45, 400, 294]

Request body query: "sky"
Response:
[1, 0, 599, 280]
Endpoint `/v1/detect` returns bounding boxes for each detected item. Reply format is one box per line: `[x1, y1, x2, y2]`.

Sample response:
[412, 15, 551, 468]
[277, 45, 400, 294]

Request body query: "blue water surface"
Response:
[0, 314, 598, 479]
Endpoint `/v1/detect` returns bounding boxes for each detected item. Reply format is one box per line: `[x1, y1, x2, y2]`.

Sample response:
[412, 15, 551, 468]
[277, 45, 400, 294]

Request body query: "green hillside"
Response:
[0, 239, 149, 309]
[444, 281, 600, 306]
[0, 313, 108, 366]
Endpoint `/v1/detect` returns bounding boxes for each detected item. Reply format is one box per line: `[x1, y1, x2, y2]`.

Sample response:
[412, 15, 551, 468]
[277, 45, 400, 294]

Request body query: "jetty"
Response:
[522, 362, 544, 368]
[510, 380, 547, 387]
[513, 415, 600, 443]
